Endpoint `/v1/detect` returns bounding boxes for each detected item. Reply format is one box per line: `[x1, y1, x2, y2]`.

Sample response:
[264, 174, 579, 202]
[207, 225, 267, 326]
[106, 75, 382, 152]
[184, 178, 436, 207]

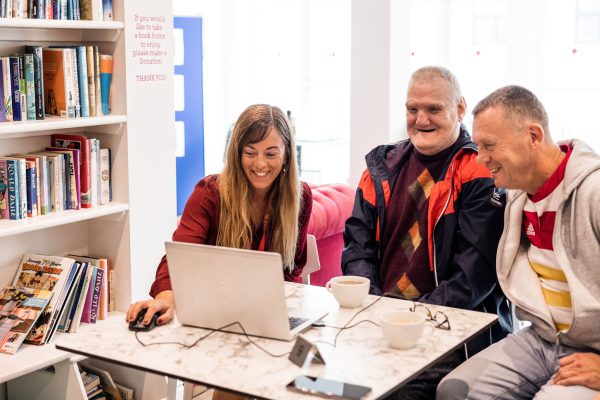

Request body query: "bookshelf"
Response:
[0, 0, 176, 399]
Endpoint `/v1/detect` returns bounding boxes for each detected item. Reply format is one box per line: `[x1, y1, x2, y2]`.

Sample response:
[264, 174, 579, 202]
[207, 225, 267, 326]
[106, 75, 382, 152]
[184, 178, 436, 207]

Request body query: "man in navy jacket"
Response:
[342, 66, 511, 399]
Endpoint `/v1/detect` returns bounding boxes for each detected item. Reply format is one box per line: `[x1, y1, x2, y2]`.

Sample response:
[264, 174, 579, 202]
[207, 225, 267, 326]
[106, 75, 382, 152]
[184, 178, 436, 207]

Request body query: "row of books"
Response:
[0, 133, 112, 220]
[0, 253, 115, 354]
[0, 0, 112, 20]
[79, 363, 134, 400]
[0, 45, 113, 123]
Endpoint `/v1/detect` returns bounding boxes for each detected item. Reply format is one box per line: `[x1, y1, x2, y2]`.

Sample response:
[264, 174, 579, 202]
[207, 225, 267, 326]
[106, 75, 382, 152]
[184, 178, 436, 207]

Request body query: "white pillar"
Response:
[349, 0, 391, 187]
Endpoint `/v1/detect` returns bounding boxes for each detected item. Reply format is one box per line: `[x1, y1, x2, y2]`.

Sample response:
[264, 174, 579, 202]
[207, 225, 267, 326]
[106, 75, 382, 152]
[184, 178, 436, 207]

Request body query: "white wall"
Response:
[173, 0, 600, 188]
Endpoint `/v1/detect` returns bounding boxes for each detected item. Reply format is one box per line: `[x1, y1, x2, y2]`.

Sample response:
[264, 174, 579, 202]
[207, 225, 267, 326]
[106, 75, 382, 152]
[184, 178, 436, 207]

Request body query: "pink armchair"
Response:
[306, 183, 355, 286]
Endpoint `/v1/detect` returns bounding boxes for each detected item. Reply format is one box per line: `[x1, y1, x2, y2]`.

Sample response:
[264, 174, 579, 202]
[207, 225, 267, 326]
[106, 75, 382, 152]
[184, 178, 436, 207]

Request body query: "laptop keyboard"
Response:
[288, 317, 308, 330]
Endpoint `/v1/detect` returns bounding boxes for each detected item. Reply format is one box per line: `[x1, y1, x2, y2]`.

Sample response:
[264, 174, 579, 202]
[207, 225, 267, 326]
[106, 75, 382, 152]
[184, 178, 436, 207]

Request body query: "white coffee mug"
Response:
[326, 276, 370, 308]
[380, 310, 433, 349]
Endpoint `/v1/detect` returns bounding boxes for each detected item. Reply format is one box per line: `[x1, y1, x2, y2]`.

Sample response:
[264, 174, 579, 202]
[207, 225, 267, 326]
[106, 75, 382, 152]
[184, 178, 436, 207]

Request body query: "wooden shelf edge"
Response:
[0, 115, 127, 138]
[0, 19, 124, 30]
[0, 203, 129, 238]
[0, 316, 121, 383]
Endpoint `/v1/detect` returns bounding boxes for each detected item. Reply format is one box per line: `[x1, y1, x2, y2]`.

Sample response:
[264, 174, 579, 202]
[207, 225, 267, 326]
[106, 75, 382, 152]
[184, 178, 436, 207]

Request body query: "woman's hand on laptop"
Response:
[126, 290, 176, 325]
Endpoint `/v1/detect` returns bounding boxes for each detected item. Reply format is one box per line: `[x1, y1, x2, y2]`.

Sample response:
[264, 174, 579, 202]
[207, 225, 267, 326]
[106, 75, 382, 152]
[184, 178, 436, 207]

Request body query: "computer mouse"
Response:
[128, 308, 161, 332]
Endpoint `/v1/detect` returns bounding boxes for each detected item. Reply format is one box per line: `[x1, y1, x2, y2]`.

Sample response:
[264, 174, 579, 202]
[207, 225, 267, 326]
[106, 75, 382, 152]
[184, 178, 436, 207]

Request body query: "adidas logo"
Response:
[526, 223, 536, 236]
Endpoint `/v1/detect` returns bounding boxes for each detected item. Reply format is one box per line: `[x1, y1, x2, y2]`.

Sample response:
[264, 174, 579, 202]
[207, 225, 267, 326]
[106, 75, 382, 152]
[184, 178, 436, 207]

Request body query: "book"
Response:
[86, 45, 96, 116]
[45, 261, 81, 343]
[9, 56, 22, 122]
[116, 383, 134, 400]
[0, 56, 5, 123]
[61, 262, 91, 333]
[55, 262, 83, 333]
[0, 160, 8, 220]
[46, 146, 80, 210]
[100, 148, 110, 205]
[76, 46, 89, 117]
[24, 159, 38, 218]
[10, 153, 45, 215]
[11, 254, 77, 345]
[0, 158, 19, 219]
[51, 133, 91, 208]
[99, 54, 112, 115]
[101, 0, 111, 21]
[89, 267, 103, 323]
[81, 370, 101, 392]
[30, 152, 62, 212]
[1, 57, 13, 122]
[79, 265, 97, 324]
[3, 157, 26, 220]
[63, 47, 76, 117]
[68, 255, 109, 320]
[0, 286, 52, 354]
[94, 45, 101, 116]
[42, 48, 70, 117]
[79, 364, 123, 400]
[17, 55, 26, 121]
[90, 138, 99, 207]
[69, 47, 81, 118]
[26, 48, 45, 120]
[23, 53, 36, 120]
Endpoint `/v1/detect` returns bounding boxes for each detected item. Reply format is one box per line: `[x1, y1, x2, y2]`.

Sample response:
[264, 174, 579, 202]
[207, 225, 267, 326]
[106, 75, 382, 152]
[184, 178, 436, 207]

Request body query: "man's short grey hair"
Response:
[409, 66, 463, 104]
[473, 85, 549, 132]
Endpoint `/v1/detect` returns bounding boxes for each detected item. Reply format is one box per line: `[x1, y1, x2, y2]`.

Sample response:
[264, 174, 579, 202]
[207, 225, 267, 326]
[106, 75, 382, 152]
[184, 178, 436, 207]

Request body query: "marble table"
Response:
[55, 283, 497, 399]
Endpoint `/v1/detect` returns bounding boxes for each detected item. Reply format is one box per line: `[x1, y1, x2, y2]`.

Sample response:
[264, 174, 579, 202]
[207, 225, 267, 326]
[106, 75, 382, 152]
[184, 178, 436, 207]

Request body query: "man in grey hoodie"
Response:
[436, 85, 600, 400]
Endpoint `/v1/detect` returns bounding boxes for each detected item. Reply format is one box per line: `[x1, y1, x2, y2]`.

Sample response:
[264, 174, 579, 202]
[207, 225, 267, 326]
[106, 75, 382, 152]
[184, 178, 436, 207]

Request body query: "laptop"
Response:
[165, 241, 329, 341]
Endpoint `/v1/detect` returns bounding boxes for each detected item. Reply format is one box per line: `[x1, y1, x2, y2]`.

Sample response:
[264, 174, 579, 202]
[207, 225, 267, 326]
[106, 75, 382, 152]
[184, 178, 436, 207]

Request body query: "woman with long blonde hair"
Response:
[127, 104, 312, 326]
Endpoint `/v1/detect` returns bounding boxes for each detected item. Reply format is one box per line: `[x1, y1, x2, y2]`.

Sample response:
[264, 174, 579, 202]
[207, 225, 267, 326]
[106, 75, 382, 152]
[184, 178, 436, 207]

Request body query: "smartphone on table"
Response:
[286, 375, 372, 399]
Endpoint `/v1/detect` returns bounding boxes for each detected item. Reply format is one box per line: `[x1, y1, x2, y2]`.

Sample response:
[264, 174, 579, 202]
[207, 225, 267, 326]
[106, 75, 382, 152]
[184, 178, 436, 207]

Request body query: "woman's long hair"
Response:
[217, 104, 301, 270]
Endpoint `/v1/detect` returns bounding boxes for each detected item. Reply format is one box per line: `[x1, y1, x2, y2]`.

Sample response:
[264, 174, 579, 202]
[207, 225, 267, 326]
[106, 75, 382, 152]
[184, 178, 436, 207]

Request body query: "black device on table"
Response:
[129, 308, 160, 332]
[286, 375, 372, 399]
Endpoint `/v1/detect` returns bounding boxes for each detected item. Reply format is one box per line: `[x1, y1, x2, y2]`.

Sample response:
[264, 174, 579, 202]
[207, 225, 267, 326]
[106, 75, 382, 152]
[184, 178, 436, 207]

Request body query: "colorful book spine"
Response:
[2, 159, 20, 219]
[23, 54, 36, 120]
[32, 53, 42, 120]
[24, 47, 44, 120]
[86, 46, 96, 116]
[15, 158, 27, 219]
[0, 58, 5, 122]
[76, 46, 90, 117]
[9, 57, 21, 122]
[25, 160, 38, 218]
[94, 46, 102, 116]
[18, 56, 27, 121]
[89, 267, 103, 323]
[80, 265, 97, 323]
[99, 54, 112, 115]
[100, 148, 110, 205]
[1, 57, 13, 122]
[0, 160, 8, 220]
[70, 48, 80, 117]
[51, 134, 91, 208]
[102, 0, 111, 20]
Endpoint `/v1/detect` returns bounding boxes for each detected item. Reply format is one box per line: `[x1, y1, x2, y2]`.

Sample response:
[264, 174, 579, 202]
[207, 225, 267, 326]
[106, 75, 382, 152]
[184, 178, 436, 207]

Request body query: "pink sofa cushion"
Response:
[307, 183, 355, 240]
[307, 183, 355, 286]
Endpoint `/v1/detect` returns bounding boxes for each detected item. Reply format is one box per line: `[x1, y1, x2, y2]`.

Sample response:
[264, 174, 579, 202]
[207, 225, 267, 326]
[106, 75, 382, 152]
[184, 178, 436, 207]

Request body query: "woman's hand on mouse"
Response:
[126, 290, 175, 325]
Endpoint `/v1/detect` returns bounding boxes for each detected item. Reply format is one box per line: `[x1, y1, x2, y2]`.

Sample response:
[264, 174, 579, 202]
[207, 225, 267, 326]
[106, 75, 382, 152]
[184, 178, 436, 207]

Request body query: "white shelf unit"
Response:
[0, 0, 177, 399]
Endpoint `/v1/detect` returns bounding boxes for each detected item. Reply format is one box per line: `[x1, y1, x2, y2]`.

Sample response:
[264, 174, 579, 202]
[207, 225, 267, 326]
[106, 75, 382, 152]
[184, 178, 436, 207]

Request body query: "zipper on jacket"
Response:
[432, 160, 455, 287]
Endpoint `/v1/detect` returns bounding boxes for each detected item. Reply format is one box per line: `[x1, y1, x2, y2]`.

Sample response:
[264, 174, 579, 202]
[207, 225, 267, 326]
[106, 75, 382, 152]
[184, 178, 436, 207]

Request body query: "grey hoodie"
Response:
[497, 139, 600, 351]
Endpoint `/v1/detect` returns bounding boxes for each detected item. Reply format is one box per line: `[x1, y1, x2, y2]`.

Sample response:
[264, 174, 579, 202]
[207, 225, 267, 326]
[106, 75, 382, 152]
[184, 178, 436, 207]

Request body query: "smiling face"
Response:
[473, 106, 537, 192]
[405, 79, 466, 155]
[241, 128, 287, 197]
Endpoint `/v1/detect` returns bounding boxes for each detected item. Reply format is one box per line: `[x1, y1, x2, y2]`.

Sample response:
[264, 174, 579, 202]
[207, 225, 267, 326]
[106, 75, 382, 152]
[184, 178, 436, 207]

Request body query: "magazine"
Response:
[0, 286, 53, 354]
[12, 254, 77, 344]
